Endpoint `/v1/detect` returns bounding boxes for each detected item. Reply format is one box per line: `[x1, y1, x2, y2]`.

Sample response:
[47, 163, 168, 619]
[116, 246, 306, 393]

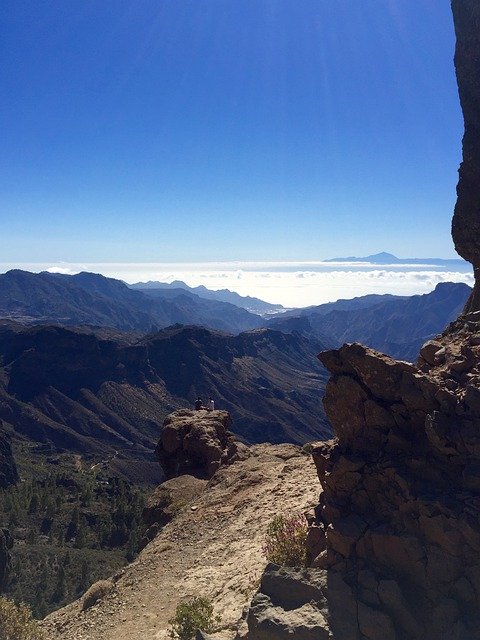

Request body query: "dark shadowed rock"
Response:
[452, 0, 480, 311]
[155, 410, 249, 480]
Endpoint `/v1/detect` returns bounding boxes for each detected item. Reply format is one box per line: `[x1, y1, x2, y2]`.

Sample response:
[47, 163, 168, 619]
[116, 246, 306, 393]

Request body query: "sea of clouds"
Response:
[1, 261, 474, 308]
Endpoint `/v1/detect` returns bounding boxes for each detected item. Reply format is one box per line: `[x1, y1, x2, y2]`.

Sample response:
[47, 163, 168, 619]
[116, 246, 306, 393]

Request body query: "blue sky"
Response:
[1, 1, 463, 263]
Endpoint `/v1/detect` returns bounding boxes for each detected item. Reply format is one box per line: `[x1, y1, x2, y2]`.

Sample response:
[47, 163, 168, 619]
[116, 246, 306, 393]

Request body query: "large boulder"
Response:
[155, 409, 249, 480]
[245, 564, 331, 640]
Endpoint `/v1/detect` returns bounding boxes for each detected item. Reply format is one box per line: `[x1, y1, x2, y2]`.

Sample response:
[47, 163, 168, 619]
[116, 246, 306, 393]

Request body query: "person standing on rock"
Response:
[194, 397, 203, 411]
[207, 397, 214, 411]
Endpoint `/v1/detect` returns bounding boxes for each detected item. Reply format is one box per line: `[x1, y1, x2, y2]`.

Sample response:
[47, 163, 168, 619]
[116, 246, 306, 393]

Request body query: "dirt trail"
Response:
[42, 444, 319, 640]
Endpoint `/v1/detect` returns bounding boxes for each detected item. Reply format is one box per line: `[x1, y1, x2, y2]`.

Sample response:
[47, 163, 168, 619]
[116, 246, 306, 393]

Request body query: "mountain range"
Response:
[268, 282, 471, 361]
[325, 251, 469, 266]
[0, 270, 264, 334]
[129, 280, 284, 316]
[0, 269, 471, 477]
[0, 322, 331, 483]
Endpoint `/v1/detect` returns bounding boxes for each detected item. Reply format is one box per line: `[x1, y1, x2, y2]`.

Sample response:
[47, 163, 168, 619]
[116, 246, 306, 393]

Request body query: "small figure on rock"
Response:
[207, 397, 215, 411]
[194, 397, 204, 411]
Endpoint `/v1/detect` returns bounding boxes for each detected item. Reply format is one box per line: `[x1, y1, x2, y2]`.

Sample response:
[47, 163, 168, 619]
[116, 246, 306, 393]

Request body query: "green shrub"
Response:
[263, 513, 308, 566]
[0, 596, 45, 640]
[168, 596, 220, 640]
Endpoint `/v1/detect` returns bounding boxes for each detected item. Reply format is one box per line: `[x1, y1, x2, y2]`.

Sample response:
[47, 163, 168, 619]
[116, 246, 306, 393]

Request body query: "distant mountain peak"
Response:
[325, 252, 468, 266]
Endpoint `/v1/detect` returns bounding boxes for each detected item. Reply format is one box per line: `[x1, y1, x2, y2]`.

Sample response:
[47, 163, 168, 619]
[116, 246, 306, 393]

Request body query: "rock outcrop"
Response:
[0, 422, 18, 489]
[298, 324, 480, 640]
[451, 0, 480, 311]
[155, 409, 249, 480]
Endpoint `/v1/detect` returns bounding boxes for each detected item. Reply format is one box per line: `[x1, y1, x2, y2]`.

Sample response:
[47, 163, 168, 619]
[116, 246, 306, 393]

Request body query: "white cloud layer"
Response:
[0, 262, 474, 308]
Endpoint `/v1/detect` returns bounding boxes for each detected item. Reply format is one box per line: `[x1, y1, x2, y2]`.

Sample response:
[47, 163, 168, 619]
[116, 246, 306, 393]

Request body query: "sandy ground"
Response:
[41, 444, 320, 640]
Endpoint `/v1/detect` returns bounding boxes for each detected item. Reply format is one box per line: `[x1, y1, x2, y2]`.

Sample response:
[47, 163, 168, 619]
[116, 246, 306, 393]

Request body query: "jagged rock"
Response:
[0, 422, 18, 489]
[307, 337, 480, 639]
[451, 0, 480, 311]
[245, 564, 331, 640]
[195, 632, 217, 640]
[155, 409, 249, 480]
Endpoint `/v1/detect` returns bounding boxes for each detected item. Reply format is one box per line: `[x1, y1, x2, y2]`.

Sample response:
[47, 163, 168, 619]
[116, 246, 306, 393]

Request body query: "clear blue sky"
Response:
[0, 1, 463, 263]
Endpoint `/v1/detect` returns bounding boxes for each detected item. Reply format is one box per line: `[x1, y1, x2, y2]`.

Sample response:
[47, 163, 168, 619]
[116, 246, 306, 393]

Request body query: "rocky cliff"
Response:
[452, 0, 480, 311]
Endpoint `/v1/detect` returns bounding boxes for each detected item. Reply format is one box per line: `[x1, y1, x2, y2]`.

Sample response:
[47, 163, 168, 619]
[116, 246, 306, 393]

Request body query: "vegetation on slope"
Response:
[0, 447, 146, 618]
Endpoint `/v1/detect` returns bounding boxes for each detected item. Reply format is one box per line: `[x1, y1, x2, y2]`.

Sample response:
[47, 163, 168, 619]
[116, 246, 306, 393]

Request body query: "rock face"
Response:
[303, 326, 480, 639]
[0, 422, 18, 489]
[451, 0, 480, 311]
[155, 409, 249, 479]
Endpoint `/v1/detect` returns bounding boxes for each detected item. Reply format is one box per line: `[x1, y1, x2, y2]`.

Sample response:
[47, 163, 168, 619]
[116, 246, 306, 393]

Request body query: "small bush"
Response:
[81, 579, 114, 611]
[0, 596, 45, 640]
[263, 513, 308, 566]
[168, 596, 220, 640]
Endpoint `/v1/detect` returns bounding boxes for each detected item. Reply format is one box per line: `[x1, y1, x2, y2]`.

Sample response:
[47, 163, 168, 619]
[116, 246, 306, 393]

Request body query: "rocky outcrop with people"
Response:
[155, 409, 249, 479]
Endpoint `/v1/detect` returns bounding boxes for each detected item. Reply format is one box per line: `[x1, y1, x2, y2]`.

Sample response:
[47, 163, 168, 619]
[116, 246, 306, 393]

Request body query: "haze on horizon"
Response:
[1, 1, 463, 271]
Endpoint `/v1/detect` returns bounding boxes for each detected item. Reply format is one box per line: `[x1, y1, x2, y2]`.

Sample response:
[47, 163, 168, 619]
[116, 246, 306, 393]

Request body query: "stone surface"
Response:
[141, 474, 207, 546]
[451, 0, 480, 311]
[307, 331, 480, 639]
[245, 564, 332, 640]
[155, 409, 249, 480]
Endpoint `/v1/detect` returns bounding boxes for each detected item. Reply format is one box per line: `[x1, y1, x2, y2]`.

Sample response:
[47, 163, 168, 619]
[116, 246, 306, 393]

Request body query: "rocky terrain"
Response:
[41, 439, 319, 640]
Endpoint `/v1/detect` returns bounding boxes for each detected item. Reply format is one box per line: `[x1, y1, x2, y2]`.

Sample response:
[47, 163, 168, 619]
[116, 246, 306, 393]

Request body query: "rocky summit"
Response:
[155, 409, 249, 480]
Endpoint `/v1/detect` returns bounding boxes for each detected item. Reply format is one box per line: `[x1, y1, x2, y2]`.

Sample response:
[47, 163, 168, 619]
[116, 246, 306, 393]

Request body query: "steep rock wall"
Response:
[451, 0, 480, 310]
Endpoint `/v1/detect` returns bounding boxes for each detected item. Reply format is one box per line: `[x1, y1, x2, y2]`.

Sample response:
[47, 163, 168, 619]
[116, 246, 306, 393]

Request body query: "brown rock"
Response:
[420, 340, 443, 366]
[155, 409, 248, 480]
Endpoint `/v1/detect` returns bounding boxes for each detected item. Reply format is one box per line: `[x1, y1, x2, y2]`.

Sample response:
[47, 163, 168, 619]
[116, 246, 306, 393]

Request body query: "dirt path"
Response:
[42, 444, 320, 640]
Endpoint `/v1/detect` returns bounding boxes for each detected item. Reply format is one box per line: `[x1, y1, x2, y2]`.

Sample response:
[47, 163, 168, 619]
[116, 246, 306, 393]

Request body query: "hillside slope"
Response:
[0, 323, 330, 481]
[270, 282, 471, 361]
[41, 443, 319, 640]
